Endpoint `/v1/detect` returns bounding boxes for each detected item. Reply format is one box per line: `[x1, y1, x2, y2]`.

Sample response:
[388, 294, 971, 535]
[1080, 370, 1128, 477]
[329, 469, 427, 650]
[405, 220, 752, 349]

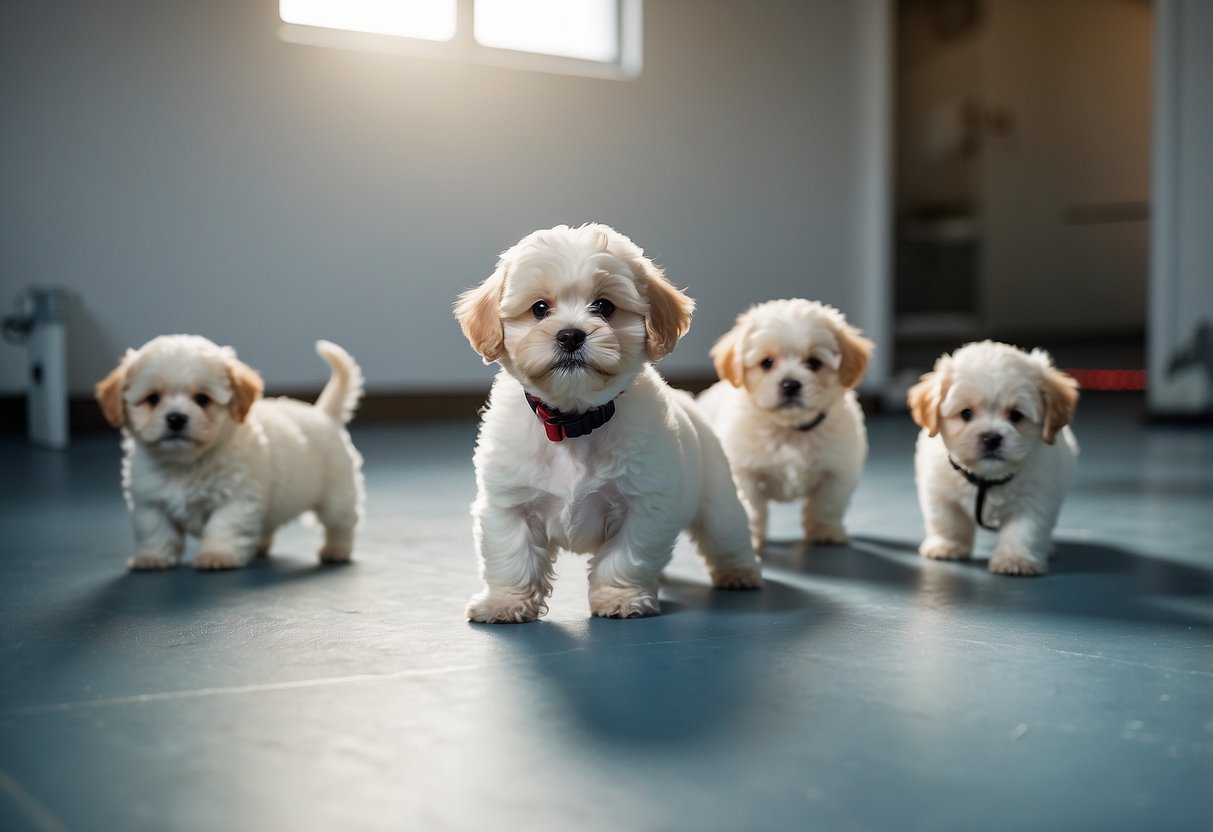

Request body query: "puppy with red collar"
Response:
[455, 224, 761, 622]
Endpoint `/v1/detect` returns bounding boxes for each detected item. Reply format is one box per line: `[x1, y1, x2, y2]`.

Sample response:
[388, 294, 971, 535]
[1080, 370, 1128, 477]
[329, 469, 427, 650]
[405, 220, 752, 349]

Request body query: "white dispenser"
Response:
[2, 287, 71, 449]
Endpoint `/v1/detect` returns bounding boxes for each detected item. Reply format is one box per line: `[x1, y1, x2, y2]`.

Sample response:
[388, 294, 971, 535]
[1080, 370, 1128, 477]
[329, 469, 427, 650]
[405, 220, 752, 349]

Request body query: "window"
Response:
[474, 0, 618, 63]
[280, 0, 457, 42]
[279, 0, 642, 80]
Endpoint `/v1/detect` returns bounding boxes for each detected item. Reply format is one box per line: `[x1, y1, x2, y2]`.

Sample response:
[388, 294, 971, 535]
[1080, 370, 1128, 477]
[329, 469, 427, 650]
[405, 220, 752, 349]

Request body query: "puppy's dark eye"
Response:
[760, 357, 774, 371]
[959, 408, 974, 422]
[145, 393, 161, 407]
[589, 298, 615, 319]
[194, 393, 211, 408]
[531, 300, 551, 319]
[806, 357, 822, 372]
[1008, 409, 1023, 423]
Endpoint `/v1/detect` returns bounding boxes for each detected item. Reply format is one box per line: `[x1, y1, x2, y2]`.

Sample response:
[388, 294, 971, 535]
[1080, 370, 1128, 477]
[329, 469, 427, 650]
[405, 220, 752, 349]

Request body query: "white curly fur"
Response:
[455, 224, 761, 622]
[96, 335, 365, 571]
[908, 340, 1080, 576]
[698, 298, 873, 552]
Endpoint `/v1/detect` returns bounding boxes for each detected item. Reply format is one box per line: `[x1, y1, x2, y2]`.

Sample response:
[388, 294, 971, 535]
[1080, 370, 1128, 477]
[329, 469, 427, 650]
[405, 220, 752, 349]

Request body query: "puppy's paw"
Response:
[194, 550, 246, 571]
[128, 552, 179, 571]
[750, 534, 766, 556]
[710, 566, 763, 590]
[467, 591, 543, 624]
[806, 523, 850, 546]
[589, 586, 661, 619]
[989, 549, 1047, 577]
[318, 544, 353, 564]
[919, 536, 971, 560]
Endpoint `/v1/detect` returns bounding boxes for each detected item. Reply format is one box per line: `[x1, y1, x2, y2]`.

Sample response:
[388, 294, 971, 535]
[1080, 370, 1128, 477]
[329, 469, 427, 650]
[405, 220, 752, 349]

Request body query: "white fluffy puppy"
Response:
[908, 340, 1079, 576]
[455, 223, 762, 623]
[95, 335, 365, 571]
[698, 299, 874, 552]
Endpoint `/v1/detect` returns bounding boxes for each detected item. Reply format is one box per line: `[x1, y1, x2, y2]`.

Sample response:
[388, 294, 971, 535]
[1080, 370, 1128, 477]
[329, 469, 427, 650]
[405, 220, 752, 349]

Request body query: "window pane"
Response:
[280, 0, 457, 42]
[474, 0, 619, 63]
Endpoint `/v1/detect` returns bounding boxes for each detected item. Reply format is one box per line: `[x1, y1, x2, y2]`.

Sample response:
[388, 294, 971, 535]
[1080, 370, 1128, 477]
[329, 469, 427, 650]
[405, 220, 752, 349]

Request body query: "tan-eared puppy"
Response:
[95, 336, 364, 570]
[455, 223, 761, 623]
[698, 299, 874, 552]
[907, 340, 1079, 576]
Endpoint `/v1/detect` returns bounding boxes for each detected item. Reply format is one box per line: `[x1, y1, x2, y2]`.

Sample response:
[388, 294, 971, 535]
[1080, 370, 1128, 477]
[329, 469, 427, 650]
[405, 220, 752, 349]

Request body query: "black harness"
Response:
[948, 457, 1014, 531]
[796, 412, 826, 432]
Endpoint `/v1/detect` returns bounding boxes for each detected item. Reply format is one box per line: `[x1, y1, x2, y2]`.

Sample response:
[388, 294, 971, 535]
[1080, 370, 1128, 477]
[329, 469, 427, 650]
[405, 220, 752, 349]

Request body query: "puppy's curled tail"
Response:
[314, 340, 364, 425]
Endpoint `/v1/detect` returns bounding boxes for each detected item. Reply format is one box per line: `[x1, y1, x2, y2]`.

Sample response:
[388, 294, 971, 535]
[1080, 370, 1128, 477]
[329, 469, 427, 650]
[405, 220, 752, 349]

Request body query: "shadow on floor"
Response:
[29, 554, 355, 651]
[473, 576, 837, 749]
[761, 534, 1213, 630]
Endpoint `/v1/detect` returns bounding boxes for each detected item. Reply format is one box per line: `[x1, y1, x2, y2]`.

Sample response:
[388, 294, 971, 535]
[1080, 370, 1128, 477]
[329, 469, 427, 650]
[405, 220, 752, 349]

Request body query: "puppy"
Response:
[907, 340, 1079, 576]
[454, 223, 762, 623]
[698, 299, 874, 553]
[95, 335, 365, 571]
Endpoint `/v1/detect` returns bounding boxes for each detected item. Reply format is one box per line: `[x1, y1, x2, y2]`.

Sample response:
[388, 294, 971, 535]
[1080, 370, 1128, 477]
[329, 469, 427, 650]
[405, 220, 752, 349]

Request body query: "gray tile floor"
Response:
[1, 395, 1210, 832]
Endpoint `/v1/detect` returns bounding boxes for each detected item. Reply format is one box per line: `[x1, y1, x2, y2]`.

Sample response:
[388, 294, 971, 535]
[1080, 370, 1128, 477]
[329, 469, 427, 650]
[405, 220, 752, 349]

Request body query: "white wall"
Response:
[0, 0, 887, 397]
[1149, 0, 1213, 414]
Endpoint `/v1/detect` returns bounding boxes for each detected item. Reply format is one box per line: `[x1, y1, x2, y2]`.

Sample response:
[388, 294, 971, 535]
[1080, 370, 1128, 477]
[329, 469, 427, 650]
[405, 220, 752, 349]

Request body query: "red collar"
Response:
[524, 392, 617, 442]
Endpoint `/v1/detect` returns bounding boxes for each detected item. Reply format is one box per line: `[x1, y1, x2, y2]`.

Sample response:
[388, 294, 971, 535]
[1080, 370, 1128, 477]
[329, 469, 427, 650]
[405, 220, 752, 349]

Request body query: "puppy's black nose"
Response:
[166, 412, 188, 433]
[556, 328, 586, 353]
[980, 431, 1002, 451]
[780, 378, 802, 398]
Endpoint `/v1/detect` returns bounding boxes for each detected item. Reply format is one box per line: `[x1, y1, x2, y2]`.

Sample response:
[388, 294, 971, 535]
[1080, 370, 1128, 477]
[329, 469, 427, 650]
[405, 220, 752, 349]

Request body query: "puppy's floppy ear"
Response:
[95, 350, 135, 428]
[454, 267, 506, 364]
[907, 357, 950, 437]
[224, 349, 263, 424]
[638, 260, 694, 361]
[1033, 350, 1079, 444]
[836, 322, 875, 390]
[709, 320, 746, 387]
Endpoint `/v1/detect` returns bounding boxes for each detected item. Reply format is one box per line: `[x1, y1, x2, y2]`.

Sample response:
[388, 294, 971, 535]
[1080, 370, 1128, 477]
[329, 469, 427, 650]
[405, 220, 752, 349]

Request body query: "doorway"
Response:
[892, 0, 1153, 377]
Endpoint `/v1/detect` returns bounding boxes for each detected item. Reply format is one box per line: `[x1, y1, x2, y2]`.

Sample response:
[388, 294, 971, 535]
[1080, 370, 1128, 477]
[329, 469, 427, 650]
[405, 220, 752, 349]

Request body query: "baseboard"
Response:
[0, 375, 732, 436]
[0, 396, 113, 435]
[1144, 409, 1213, 425]
[0, 390, 493, 435]
[0, 376, 888, 436]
